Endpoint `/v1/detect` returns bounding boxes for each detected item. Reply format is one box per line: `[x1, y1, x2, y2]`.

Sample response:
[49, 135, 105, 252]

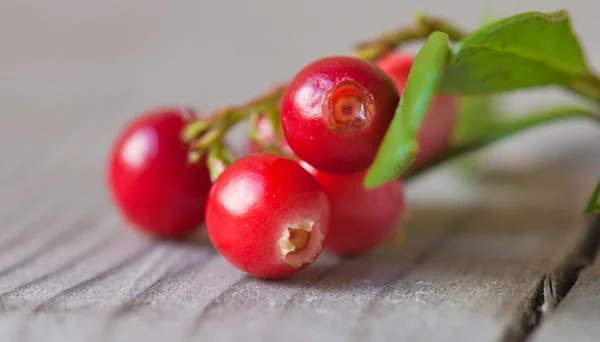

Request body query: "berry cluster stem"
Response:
[184, 15, 468, 178]
[185, 14, 600, 183]
[248, 108, 292, 158]
[354, 14, 467, 61]
[183, 85, 285, 171]
[568, 74, 600, 102]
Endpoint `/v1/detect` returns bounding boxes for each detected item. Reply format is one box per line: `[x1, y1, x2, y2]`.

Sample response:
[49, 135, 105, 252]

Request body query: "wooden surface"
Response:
[530, 237, 600, 342]
[0, 140, 598, 342]
[2, 1, 600, 341]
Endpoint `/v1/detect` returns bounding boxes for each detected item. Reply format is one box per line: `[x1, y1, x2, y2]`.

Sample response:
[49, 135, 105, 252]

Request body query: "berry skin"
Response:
[281, 56, 400, 174]
[301, 162, 405, 257]
[206, 154, 330, 279]
[108, 107, 212, 238]
[376, 51, 459, 168]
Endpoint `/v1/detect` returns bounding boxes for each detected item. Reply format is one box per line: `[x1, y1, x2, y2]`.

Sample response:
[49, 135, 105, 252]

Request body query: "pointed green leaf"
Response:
[585, 181, 600, 216]
[439, 10, 589, 94]
[450, 16, 501, 175]
[365, 31, 450, 188]
[451, 14, 500, 145]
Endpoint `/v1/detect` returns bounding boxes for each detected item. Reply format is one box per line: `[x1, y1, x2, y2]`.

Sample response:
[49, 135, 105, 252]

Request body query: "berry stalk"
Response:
[186, 13, 600, 182]
[586, 181, 600, 215]
[568, 74, 600, 102]
[248, 108, 292, 158]
[183, 85, 285, 147]
[184, 15, 468, 179]
[354, 14, 467, 61]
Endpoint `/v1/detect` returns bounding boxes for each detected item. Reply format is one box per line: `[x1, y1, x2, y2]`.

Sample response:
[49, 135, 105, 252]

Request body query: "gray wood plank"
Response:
[0, 163, 590, 342]
[523, 169, 600, 342]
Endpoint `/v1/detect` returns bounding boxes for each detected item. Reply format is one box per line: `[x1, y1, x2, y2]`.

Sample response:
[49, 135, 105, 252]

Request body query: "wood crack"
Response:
[499, 214, 600, 342]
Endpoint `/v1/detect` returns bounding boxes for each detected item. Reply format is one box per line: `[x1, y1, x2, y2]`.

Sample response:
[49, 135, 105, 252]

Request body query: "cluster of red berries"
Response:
[107, 52, 458, 279]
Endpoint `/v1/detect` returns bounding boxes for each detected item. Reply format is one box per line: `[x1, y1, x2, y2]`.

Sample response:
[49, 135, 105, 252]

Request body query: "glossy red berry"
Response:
[301, 162, 405, 257]
[376, 51, 459, 168]
[108, 107, 212, 238]
[206, 154, 330, 279]
[281, 56, 400, 174]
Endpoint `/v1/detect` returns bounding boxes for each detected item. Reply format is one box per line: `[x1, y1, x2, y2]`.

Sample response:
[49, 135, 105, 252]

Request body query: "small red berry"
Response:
[206, 154, 330, 279]
[108, 107, 212, 238]
[281, 56, 400, 174]
[301, 162, 405, 257]
[376, 51, 459, 168]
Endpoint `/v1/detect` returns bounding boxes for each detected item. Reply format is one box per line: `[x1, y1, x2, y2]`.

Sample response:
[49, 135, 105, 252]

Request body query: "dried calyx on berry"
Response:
[279, 220, 325, 267]
[205, 154, 330, 279]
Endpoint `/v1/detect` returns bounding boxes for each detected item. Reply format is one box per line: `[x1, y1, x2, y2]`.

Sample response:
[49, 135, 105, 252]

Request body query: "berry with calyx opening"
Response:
[376, 51, 459, 168]
[281, 56, 399, 174]
[205, 154, 330, 279]
[108, 107, 212, 238]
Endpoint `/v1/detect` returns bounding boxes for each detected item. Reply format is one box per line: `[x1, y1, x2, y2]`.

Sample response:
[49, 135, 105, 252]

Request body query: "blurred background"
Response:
[0, 0, 598, 212]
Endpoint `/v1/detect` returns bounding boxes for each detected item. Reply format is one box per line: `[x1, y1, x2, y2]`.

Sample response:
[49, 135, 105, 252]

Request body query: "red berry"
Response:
[376, 52, 459, 168]
[281, 56, 400, 174]
[108, 107, 212, 238]
[206, 154, 330, 279]
[301, 162, 405, 257]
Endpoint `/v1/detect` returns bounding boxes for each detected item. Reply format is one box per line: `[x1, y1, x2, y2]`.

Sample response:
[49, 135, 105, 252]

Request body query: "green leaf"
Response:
[450, 15, 501, 176]
[450, 94, 499, 176]
[453, 94, 498, 144]
[439, 10, 589, 94]
[585, 181, 600, 216]
[365, 31, 450, 188]
[452, 14, 501, 145]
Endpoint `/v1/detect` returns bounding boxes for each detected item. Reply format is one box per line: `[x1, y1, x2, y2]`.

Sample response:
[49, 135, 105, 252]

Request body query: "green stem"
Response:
[568, 74, 600, 102]
[404, 105, 600, 180]
[354, 14, 466, 61]
[184, 86, 284, 148]
[207, 142, 234, 182]
[585, 180, 600, 215]
[248, 111, 293, 158]
[185, 16, 466, 169]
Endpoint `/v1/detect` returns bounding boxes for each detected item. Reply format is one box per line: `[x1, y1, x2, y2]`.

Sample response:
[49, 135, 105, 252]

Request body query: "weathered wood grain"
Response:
[0, 163, 593, 342]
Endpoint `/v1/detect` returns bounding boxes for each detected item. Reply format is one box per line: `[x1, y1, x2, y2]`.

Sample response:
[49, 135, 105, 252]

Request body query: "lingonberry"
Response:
[107, 107, 212, 238]
[376, 51, 459, 168]
[301, 162, 405, 257]
[281, 56, 399, 174]
[206, 154, 330, 279]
